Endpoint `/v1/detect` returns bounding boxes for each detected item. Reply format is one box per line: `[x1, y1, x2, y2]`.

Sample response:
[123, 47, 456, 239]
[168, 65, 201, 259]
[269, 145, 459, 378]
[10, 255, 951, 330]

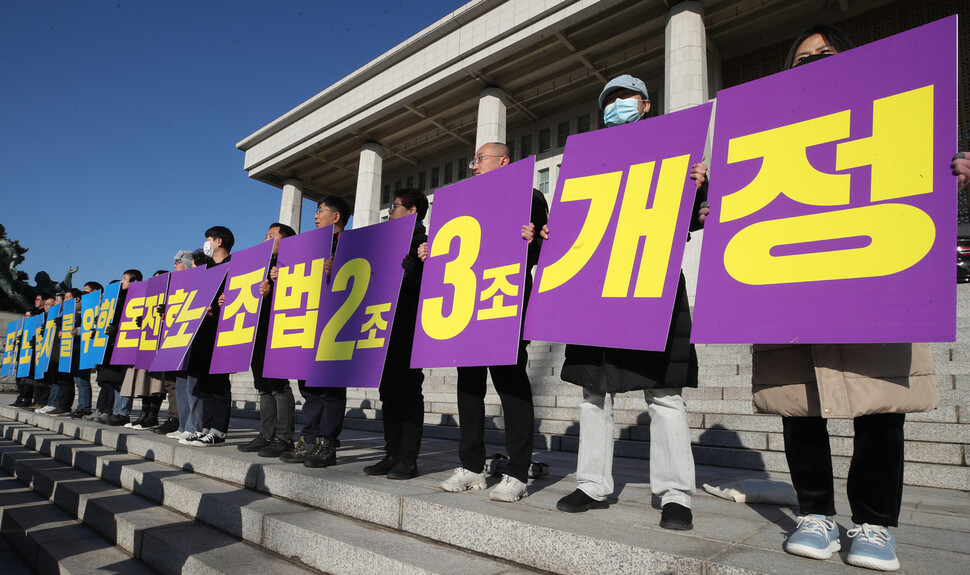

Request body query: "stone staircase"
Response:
[2, 397, 969, 575]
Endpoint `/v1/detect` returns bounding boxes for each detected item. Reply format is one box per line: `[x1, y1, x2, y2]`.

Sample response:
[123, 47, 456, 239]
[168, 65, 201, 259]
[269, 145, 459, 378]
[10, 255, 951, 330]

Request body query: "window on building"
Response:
[577, 114, 590, 134]
[395, 180, 402, 191]
[418, 171, 426, 190]
[539, 128, 551, 153]
[444, 162, 453, 184]
[406, 176, 414, 189]
[521, 135, 533, 158]
[431, 166, 440, 188]
[508, 140, 515, 161]
[538, 168, 550, 195]
[458, 157, 468, 180]
[598, 113, 606, 130]
[382, 184, 391, 205]
[557, 121, 570, 147]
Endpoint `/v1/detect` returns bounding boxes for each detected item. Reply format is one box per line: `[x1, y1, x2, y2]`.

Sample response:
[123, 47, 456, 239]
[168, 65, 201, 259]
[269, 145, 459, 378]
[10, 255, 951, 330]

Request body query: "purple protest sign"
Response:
[210, 241, 273, 374]
[304, 215, 414, 387]
[135, 273, 169, 369]
[110, 281, 147, 366]
[411, 157, 535, 368]
[693, 17, 957, 344]
[263, 224, 334, 379]
[522, 104, 713, 350]
[78, 282, 121, 369]
[150, 265, 228, 371]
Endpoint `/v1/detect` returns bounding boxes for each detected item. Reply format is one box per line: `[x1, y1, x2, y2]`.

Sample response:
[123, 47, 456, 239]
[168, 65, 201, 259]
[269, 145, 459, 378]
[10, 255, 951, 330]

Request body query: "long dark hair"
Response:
[783, 24, 855, 70]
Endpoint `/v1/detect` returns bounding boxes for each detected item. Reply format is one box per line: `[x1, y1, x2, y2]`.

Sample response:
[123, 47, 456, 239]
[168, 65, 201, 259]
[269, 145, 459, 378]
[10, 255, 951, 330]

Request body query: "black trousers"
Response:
[457, 338, 534, 483]
[196, 373, 232, 435]
[96, 366, 124, 414]
[299, 383, 347, 445]
[15, 378, 35, 405]
[253, 352, 295, 441]
[378, 340, 424, 461]
[783, 413, 905, 527]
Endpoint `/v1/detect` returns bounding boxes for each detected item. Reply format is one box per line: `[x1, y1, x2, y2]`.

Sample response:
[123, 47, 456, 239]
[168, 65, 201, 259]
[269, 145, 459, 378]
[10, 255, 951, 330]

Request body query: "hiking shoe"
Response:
[107, 414, 130, 426]
[304, 438, 336, 468]
[440, 467, 488, 492]
[557, 489, 609, 513]
[280, 437, 309, 464]
[846, 524, 899, 571]
[258, 437, 293, 458]
[179, 431, 205, 445]
[49, 407, 72, 416]
[125, 415, 146, 428]
[490, 475, 527, 502]
[237, 434, 272, 453]
[71, 409, 92, 419]
[362, 455, 399, 476]
[152, 418, 179, 434]
[784, 514, 841, 560]
[660, 502, 693, 530]
[387, 459, 418, 480]
[82, 411, 104, 421]
[132, 415, 158, 429]
[190, 433, 226, 447]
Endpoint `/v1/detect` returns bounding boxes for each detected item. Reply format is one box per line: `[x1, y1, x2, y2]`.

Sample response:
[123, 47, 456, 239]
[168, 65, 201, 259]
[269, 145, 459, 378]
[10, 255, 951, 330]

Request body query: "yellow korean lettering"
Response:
[421, 216, 482, 340]
[357, 303, 391, 349]
[602, 157, 688, 298]
[160, 290, 206, 349]
[38, 317, 56, 362]
[477, 263, 520, 320]
[165, 289, 189, 329]
[218, 268, 265, 347]
[723, 203, 934, 285]
[139, 293, 165, 351]
[836, 85, 934, 202]
[538, 171, 623, 293]
[721, 110, 851, 223]
[117, 296, 144, 349]
[270, 259, 326, 349]
[317, 258, 371, 361]
[60, 312, 74, 359]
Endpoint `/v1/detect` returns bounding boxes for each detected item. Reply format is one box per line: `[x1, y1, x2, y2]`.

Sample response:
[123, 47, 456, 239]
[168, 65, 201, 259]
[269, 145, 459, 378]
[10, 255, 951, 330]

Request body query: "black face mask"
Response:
[793, 52, 833, 68]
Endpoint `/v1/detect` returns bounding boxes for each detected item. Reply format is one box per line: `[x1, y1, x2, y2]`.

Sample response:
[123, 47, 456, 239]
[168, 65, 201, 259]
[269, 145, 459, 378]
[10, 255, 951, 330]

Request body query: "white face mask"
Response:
[202, 240, 214, 257]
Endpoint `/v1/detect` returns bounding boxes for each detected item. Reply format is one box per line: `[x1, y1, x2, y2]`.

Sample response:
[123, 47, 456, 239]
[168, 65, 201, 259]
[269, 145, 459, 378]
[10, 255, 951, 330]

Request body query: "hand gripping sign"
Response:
[523, 104, 713, 351]
[263, 224, 334, 380]
[210, 241, 274, 374]
[304, 215, 414, 387]
[412, 157, 535, 368]
[79, 282, 121, 370]
[135, 273, 170, 369]
[149, 265, 228, 372]
[693, 16, 957, 344]
[110, 281, 147, 366]
[34, 303, 61, 379]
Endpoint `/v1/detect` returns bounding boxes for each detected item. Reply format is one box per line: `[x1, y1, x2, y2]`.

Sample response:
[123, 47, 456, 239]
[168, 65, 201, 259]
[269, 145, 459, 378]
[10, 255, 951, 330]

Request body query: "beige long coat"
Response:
[751, 343, 939, 418]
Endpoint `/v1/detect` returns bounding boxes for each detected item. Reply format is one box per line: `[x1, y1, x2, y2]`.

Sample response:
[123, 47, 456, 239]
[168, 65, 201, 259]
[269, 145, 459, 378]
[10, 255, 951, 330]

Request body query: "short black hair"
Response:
[84, 281, 104, 292]
[123, 269, 143, 282]
[395, 188, 429, 220]
[269, 223, 297, 238]
[37, 292, 53, 302]
[205, 225, 235, 252]
[153, 270, 167, 277]
[67, 288, 83, 300]
[192, 250, 214, 268]
[784, 24, 855, 70]
[319, 195, 351, 228]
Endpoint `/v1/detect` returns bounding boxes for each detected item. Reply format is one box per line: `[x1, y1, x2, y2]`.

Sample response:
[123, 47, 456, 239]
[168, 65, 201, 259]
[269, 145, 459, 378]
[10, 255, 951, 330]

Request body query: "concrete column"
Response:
[664, 1, 708, 114]
[353, 142, 384, 227]
[475, 87, 507, 150]
[665, 1, 709, 297]
[279, 179, 303, 234]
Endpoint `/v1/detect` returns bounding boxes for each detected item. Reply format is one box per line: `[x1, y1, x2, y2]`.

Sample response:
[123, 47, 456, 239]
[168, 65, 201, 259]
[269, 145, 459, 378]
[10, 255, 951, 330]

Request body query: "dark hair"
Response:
[395, 187, 429, 220]
[192, 250, 214, 268]
[37, 292, 53, 302]
[109, 279, 120, 284]
[783, 24, 855, 70]
[67, 288, 83, 299]
[319, 195, 351, 228]
[153, 270, 167, 277]
[123, 269, 143, 282]
[269, 223, 297, 238]
[205, 225, 235, 252]
[84, 281, 104, 292]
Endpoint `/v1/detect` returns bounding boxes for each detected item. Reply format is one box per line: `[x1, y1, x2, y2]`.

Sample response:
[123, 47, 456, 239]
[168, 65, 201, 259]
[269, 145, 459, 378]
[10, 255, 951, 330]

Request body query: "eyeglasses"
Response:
[315, 206, 333, 215]
[389, 202, 405, 211]
[468, 154, 504, 169]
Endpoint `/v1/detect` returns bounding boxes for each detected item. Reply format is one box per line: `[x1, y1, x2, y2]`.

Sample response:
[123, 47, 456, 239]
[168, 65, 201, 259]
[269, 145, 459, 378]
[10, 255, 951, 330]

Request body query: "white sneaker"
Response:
[439, 467, 487, 492]
[179, 431, 203, 445]
[37, 405, 55, 414]
[165, 430, 183, 439]
[489, 474, 527, 502]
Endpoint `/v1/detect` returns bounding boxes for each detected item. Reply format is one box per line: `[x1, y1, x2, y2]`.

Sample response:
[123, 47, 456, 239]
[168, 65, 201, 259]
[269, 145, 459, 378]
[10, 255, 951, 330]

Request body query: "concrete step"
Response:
[0, 465, 158, 575]
[0, 418, 539, 575]
[3, 401, 968, 575]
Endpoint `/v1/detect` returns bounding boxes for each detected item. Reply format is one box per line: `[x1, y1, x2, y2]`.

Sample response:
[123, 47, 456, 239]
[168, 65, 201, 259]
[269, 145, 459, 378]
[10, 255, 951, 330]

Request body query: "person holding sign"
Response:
[549, 75, 708, 531]
[421, 142, 549, 503]
[742, 25, 944, 572]
[362, 188, 428, 480]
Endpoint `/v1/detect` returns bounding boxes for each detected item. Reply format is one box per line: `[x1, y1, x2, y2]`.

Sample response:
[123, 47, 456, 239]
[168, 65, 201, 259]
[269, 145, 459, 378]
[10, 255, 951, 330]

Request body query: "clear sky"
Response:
[1, 0, 464, 294]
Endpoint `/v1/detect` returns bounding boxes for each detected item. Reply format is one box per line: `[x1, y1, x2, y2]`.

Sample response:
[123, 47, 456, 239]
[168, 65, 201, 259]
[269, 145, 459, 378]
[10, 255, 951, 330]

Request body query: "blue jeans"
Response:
[113, 389, 132, 416]
[74, 373, 92, 411]
[47, 382, 61, 407]
[176, 374, 203, 433]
